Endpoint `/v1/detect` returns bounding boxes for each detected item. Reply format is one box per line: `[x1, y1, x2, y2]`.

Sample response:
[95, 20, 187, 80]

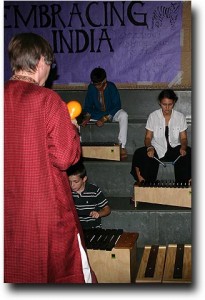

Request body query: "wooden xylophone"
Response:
[134, 180, 191, 208]
[83, 228, 139, 283]
[81, 142, 120, 161]
[136, 244, 192, 283]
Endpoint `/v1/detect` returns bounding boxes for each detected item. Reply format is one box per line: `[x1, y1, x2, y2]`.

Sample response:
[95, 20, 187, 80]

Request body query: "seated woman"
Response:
[130, 89, 191, 184]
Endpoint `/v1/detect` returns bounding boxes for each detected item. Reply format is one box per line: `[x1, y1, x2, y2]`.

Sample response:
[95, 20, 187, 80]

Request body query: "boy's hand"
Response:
[90, 211, 100, 219]
[96, 118, 105, 127]
[96, 115, 109, 127]
[81, 116, 90, 127]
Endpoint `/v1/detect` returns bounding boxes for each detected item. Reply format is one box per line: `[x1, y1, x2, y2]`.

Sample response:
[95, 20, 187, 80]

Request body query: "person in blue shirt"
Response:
[81, 67, 128, 159]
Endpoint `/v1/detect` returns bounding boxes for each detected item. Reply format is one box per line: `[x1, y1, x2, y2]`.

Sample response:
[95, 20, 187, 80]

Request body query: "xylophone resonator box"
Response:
[81, 142, 121, 161]
[84, 229, 139, 283]
[134, 181, 191, 208]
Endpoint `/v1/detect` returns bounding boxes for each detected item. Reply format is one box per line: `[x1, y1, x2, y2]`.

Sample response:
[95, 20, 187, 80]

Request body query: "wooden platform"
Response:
[134, 183, 191, 208]
[135, 244, 192, 284]
[81, 143, 120, 161]
[87, 232, 139, 283]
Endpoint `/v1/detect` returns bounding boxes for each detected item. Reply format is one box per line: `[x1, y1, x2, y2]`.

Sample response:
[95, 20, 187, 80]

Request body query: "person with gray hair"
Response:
[4, 32, 97, 283]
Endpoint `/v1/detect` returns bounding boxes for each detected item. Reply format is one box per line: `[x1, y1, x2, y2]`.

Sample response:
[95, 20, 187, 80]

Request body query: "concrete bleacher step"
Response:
[101, 196, 191, 248]
[107, 196, 191, 211]
[101, 205, 191, 248]
[83, 156, 135, 197]
[83, 156, 179, 198]
[80, 121, 149, 155]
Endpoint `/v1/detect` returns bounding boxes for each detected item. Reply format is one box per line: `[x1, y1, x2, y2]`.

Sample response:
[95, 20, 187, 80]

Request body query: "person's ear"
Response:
[37, 56, 45, 70]
[83, 176, 87, 183]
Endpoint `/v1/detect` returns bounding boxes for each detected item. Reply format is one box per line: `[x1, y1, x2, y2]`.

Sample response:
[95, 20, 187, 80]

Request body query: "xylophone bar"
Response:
[81, 142, 120, 161]
[162, 244, 192, 283]
[136, 245, 167, 283]
[134, 181, 191, 208]
[136, 244, 192, 284]
[83, 228, 123, 251]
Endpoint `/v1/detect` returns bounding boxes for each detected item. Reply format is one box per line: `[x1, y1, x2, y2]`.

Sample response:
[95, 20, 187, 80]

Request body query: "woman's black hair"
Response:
[158, 89, 178, 103]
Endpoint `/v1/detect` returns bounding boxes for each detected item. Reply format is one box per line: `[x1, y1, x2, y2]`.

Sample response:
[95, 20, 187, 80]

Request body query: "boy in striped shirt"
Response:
[67, 162, 111, 230]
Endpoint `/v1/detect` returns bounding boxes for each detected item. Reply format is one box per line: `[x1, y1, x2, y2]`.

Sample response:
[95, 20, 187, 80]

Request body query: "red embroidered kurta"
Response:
[4, 80, 94, 283]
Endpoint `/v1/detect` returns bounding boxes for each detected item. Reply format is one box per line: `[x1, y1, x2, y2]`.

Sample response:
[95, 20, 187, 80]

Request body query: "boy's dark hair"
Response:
[67, 161, 87, 178]
[90, 67, 106, 83]
[158, 89, 178, 103]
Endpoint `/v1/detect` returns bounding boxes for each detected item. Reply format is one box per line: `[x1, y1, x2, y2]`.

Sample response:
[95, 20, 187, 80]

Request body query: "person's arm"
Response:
[83, 84, 105, 126]
[89, 205, 111, 219]
[81, 88, 93, 127]
[179, 130, 188, 156]
[144, 129, 155, 157]
[81, 113, 91, 127]
[135, 167, 145, 183]
[178, 112, 188, 156]
[83, 85, 94, 114]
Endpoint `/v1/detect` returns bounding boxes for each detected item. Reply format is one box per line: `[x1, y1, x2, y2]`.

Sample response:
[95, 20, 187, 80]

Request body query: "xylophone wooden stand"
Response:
[81, 142, 121, 161]
[136, 244, 192, 283]
[85, 230, 139, 283]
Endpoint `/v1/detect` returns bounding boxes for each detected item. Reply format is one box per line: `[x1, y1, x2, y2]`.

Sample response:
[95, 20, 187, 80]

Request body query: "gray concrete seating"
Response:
[57, 89, 191, 155]
[55, 88, 191, 247]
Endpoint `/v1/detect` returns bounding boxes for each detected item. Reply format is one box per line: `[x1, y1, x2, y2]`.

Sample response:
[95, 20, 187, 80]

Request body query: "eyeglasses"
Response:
[44, 57, 56, 69]
[51, 63, 56, 69]
[93, 78, 107, 88]
[46, 62, 56, 70]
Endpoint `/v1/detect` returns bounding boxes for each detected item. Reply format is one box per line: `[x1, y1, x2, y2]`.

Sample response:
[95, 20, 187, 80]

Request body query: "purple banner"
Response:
[4, 1, 183, 85]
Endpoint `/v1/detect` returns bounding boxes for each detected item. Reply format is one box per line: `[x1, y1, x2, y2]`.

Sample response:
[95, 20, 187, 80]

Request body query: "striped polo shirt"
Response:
[72, 182, 109, 230]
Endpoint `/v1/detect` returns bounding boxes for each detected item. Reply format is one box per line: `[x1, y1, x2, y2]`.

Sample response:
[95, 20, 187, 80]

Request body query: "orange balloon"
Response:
[67, 100, 82, 120]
